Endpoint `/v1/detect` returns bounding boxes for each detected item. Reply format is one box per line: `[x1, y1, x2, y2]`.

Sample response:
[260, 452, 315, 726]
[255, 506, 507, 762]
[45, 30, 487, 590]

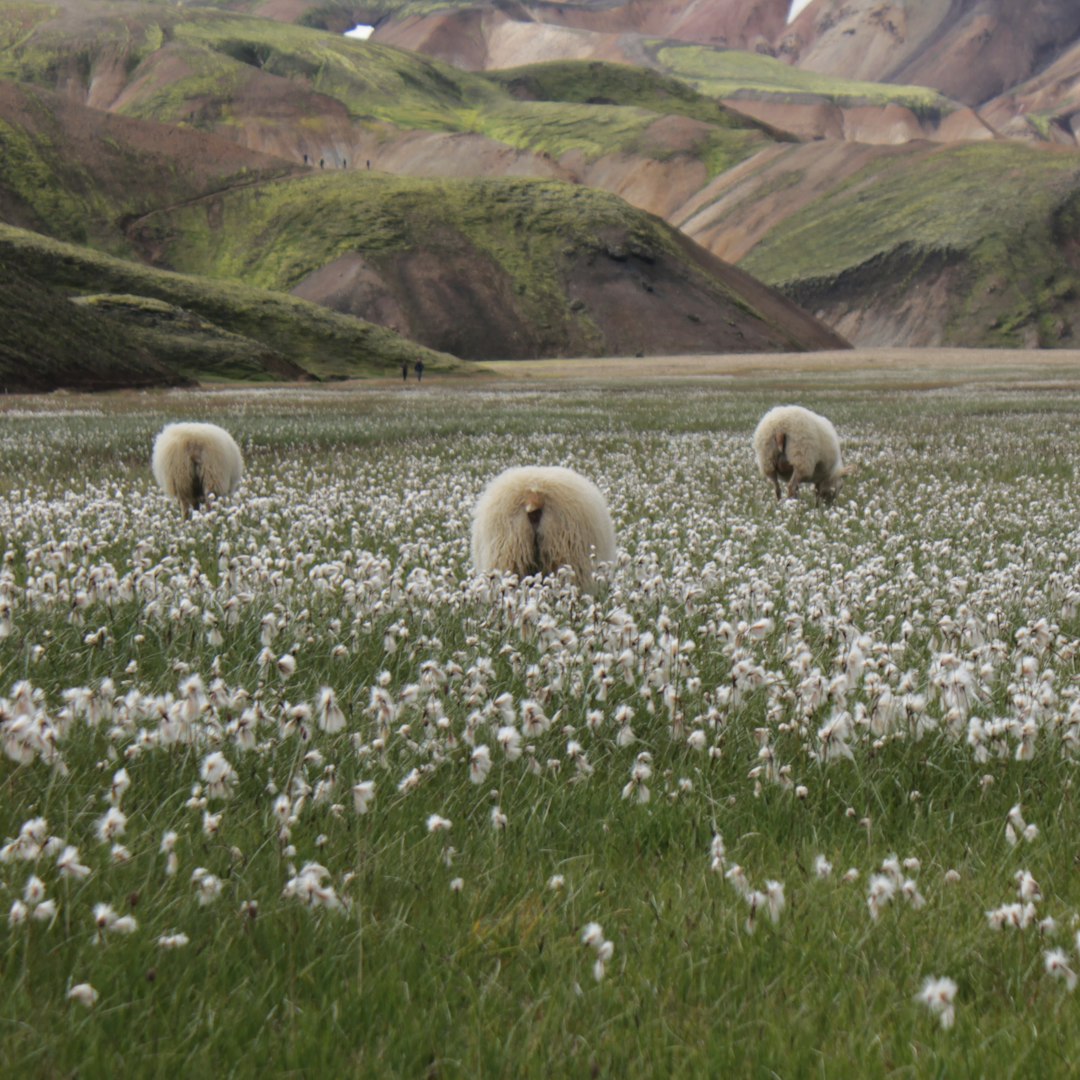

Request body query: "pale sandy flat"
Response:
[474, 348, 1080, 387]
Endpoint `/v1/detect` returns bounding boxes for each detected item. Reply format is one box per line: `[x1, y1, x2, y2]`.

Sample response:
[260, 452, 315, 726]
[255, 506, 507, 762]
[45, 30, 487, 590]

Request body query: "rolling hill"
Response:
[0, 1, 847, 385]
[0, 222, 465, 391]
[7, 0, 1080, 378]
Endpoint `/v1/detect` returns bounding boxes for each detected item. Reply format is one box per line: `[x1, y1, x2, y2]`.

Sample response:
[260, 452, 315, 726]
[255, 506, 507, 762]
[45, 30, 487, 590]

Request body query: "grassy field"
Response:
[1, 361, 1079, 1075]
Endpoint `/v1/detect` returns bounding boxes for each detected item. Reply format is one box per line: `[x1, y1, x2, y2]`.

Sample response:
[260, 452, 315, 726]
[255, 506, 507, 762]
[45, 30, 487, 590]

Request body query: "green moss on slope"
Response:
[0, 6, 782, 176]
[0, 3, 57, 52]
[740, 142, 1080, 348]
[147, 171, 669, 299]
[650, 42, 954, 112]
[485, 60, 777, 131]
[0, 223, 464, 386]
[0, 116, 94, 240]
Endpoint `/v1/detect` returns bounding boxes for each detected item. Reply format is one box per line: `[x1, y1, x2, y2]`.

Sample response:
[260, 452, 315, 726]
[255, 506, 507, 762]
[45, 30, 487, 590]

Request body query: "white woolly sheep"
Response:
[753, 405, 854, 504]
[471, 465, 616, 591]
[152, 422, 244, 517]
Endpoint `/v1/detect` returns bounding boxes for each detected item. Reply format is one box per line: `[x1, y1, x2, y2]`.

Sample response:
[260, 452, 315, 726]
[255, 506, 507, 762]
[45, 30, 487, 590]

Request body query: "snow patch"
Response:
[787, 0, 814, 23]
[344, 24, 374, 40]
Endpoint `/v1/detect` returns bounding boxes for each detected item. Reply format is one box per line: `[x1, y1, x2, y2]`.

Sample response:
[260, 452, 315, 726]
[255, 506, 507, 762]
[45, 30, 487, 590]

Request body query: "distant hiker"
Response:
[303, 153, 308, 165]
[366, 160, 371, 170]
[319, 158, 324, 169]
[414, 359, 425, 384]
[342, 159, 347, 169]
[401, 361, 409, 383]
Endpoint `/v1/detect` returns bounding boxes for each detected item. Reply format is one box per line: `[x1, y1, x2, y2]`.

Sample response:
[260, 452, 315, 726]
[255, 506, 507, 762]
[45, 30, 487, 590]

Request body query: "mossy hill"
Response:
[738, 142, 1080, 348]
[0, 3, 846, 373]
[0, 223, 463, 392]
[0, 78, 299, 251]
[130, 171, 847, 359]
[485, 60, 793, 150]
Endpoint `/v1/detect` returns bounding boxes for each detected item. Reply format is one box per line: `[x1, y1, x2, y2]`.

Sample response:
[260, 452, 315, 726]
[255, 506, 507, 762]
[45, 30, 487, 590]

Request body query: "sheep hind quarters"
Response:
[152, 422, 244, 517]
[753, 405, 853, 505]
[471, 466, 616, 592]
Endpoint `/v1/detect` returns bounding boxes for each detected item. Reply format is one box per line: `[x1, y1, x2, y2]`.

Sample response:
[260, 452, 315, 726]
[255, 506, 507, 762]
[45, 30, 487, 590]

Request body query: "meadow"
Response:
[1, 363, 1079, 1076]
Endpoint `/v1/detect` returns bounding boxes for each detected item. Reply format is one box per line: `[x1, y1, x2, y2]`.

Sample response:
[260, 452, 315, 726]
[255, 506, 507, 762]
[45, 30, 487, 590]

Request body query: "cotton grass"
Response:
[0, 380, 1078, 1074]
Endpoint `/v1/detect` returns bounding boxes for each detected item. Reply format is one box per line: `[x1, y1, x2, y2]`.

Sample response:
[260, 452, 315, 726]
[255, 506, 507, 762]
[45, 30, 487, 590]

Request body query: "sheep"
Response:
[753, 405, 854, 504]
[152, 422, 244, 517]
[471, 466, 616, 591]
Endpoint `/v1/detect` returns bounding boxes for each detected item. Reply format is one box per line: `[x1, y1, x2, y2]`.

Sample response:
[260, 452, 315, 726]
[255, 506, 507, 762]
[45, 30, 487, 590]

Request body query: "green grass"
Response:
[649, 41, 955, 112]
[151, 171, 667, 289]
[0, 375, 1079, 1074]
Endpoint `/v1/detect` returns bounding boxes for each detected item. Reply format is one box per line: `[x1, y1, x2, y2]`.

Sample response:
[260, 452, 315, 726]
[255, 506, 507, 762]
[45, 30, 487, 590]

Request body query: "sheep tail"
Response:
[774, 431, 790, 472]
[529, 506, 543, 576]
[190, 452, 205, 508]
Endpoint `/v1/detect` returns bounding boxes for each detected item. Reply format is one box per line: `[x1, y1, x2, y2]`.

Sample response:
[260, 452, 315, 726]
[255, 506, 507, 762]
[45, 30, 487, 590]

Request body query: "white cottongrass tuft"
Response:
[282, 862, 345, 911]
[1045, 949, 1078, 991]
[67, 982, 99, 1008]
[158, 932, 191, 950]
[916, 975, 958, 1029]
[191, 867, 223, 906]
[352, 780, 375, 814]
[581, 921, 614, 981]
[200, 752, 237, 800]
[315, 687, 346, 733]
[867, 874, 896, 921]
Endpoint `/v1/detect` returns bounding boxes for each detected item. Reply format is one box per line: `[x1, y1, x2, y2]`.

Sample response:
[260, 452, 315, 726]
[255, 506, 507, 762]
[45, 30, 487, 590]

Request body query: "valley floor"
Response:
[1, 358, 1078, 1075]
[475, 348, 1080, 389]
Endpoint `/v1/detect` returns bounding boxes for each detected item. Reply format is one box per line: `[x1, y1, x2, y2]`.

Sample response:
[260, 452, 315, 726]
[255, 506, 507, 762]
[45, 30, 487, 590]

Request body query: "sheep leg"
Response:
[772, 433, 791, 501]
[786, 473, 803, 499]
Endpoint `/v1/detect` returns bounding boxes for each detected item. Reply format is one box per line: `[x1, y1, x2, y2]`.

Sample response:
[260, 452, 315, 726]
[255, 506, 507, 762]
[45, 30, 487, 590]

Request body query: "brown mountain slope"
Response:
[0, 79, 301, 246]
[131, 172, 848, 358]
[979, 41, 1080, 143]
[440, 0, 793, 52]
[365, 4, 981, 146]
[783, 0, 1080, 109]
[363, 0, 1080, 143]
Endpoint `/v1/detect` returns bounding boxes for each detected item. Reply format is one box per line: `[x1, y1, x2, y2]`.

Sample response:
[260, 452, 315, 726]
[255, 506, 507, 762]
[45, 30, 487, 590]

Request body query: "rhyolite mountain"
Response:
[0, 0, 848, 390]
[345, 0, 1080, 347]
[5, 0, 1080, 378]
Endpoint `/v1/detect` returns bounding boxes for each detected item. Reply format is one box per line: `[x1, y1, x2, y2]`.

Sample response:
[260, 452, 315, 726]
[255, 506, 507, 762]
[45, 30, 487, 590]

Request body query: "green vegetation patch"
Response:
[652, 41, 954, 112]
[152, 172, 670, 293]
[0, 2, 57, 53]
[0, 116, 102, 241]
[486, 59, 779, 132]
[71, 293, 300, 384]
[0, 223, 464, 386]
[740, 142, 1080, 348]
[742, 143, 1080, 286]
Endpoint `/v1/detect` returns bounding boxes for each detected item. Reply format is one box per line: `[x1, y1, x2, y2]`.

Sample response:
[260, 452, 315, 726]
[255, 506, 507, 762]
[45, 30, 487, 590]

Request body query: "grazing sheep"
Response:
[471, 466, 616, 591]
[753, 405, 854, 504]
[152, 422, 243, 517]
